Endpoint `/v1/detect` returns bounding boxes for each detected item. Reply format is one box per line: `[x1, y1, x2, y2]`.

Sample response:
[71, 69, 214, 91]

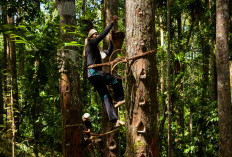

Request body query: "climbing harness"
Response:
[65, 124, 83, 128]
[88, 49, 157, 79]
[90, 127, 121, 141]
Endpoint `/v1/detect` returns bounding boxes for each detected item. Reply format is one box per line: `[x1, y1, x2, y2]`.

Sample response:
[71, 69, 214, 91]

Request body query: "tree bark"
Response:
[101, 0, 120, 157]
[56, 0, 83, 156]
[3, 6, 16, 156]
[216, 0, 232, 156]
[125, 0, 159, 156]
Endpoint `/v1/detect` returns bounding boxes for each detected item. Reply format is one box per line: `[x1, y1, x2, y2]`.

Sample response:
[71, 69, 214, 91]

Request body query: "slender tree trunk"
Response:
[56, 0, 83, 156]
[2, 5, 9, 132]
[209, 0, 217, 102]
[189, 40, 195, 156]
[216, 0, 232, 156]
[82, 0, 86, 16]
[177, 11, 185, 140]
[198, 29, 210, 156]
[0, 3, 4, 132]
[0, 29, 4, 130]
[230, 62, 232, 99]
[125, 0, 159, 156]
[102, 0, 120, 156]
[159, 16, 167, 156]
[3, 9, 16, 156]
[32, 57, 40, 157]
[167, 0, 172, 156]
[0, 61, 3, 130]
[81, 0, 91, 114]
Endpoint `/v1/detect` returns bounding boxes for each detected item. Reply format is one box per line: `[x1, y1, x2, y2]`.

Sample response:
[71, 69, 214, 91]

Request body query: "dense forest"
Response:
[0, 0, 231, 157]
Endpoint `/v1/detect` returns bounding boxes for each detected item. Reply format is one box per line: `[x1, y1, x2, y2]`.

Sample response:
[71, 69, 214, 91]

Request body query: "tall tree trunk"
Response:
[189, 40, 195, 156]
[3, 9, 16, 156]
[216, 0, 232, 156]
[167, 0, 172, 156]
[82, 0, 86, 16]
[56, 0, 83, 156]
[125, 0, 159, 156]
[177, 11, 185, 140]
[32, 58, 39, 157]
[101, 0, 120, 156]
[199, 35, 210, 156]
[159, 16, 167, 156]
[209, 0, 217, 102]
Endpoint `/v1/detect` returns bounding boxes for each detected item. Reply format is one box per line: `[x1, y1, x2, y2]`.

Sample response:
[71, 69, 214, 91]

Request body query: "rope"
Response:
[65, 124, 83, 128]
[90, 127, 120, 139]
[88, 49, 157, 79]
[88, 49, 157, 70]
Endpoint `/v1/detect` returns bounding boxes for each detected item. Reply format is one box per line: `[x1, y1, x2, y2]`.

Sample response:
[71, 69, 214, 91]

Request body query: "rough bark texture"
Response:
[56, 0, 83, 156]
[3, 7, 16, 156]
[216, 0, 232, 156]
[103, 0, 118, 48]
[4, 9, 15, 136]
[101, 1, 120, 157]
[125, 0, 159, 156]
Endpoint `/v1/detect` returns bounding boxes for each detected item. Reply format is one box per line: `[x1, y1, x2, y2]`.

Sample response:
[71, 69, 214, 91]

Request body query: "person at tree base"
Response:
[82, 113, 92, 146]
[85, 15, 125, 127]
[82, 113, 95, 156]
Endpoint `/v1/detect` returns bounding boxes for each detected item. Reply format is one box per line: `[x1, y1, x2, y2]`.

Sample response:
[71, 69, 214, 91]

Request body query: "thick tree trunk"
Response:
[125, 0, 159, 156]
[56, 0, 83, 156]
[216, 0, 232, 156]
[101, 0, 120, 157]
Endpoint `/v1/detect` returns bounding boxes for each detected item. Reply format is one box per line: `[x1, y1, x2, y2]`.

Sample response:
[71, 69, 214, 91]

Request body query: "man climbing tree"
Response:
[85, 15, 125, 127]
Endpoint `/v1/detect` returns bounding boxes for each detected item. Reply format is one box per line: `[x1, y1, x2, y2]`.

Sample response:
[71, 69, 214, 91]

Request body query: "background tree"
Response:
[56, 0, 83, 156]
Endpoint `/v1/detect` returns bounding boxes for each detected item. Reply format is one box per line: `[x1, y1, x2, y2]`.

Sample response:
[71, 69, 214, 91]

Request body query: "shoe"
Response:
[115, 120, 125, 127]
[114, 100, 125, 108]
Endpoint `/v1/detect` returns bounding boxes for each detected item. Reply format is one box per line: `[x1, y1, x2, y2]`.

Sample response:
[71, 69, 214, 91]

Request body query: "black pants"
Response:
[87, 68, 124, 122]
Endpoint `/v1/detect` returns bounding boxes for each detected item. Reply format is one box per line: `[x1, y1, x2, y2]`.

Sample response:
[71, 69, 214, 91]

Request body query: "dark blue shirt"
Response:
[86, 23, 114, 70]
